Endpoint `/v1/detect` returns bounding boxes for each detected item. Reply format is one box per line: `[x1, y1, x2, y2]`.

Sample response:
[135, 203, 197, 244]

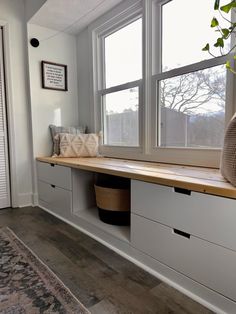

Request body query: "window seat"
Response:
[36, 156, 236, 312]
[36, 156, 236, 199]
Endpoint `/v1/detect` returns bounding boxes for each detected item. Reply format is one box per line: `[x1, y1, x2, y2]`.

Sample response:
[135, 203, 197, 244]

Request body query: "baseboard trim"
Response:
[32, 193, 38, 207]
[18, 193, 33, 207]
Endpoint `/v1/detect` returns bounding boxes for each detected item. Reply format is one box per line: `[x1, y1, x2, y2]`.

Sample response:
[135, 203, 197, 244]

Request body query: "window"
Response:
[104, 19, 142, 88]
[92, 0, 234, 167]
[97, 14, 142, 149]
[103, 87, 139, 146]
[151, 0, 232, 166]
[161, 0, 229, 71]
[159, 65, 226, 148]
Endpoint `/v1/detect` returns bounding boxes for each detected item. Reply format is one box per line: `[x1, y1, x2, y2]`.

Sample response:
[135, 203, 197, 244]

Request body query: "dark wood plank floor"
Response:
[0, 207, 214, 314]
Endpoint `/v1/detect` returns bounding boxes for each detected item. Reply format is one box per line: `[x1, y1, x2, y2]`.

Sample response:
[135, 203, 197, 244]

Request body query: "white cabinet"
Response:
[37, 161, 71, 190]
[36, 161, 236, 312]
[131, 180, 236, 251]
[37, 162, 131, 244]
[38, 181, 72, 219]
[37, 161, 72, 220]
[131, 179, 236, 303]
[131, 214, 236, 301]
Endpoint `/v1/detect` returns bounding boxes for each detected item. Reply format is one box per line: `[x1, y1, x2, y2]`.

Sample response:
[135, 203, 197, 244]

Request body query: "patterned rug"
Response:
[0, 227, 90, 313]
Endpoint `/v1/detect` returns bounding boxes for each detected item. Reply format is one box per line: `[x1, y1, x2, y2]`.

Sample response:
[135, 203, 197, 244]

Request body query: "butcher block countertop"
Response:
[36, 156, 236, 199]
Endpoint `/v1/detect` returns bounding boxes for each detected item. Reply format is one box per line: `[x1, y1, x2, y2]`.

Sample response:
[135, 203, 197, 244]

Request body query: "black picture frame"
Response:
[41, 61, 68, 91]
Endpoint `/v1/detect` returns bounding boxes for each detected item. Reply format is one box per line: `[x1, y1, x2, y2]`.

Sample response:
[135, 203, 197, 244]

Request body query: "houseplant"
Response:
[202, 0, 236, 73]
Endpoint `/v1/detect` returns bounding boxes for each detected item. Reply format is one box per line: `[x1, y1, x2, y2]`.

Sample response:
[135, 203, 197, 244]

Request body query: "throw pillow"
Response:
[49, 124, 86, 156]
[220, 113, 236, 186]
[59, 133, 100, 157]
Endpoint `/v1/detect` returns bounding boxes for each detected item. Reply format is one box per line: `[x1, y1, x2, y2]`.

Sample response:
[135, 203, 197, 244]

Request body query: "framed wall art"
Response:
[41, 61, 68, 91]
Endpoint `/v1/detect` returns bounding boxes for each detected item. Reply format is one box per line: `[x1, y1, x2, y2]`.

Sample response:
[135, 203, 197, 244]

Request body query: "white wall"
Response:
[77, 28, 92, 131]
[0, 0, 33, 207]
[28, 24, 79, 158]
[24, 0, 47, 21]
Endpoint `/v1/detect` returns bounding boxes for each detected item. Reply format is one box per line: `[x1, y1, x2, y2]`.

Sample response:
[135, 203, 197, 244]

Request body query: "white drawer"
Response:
[131, 213, 236, 301]
[37, 161, 71, 190]
[131, 180, 236, 251]
[38, 180, 72, 219]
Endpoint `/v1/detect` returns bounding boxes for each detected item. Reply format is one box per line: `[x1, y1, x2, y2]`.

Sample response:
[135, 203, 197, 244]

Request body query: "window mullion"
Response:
[142, 0, 152, 154]
[151, 0, 162, 151]
[153, 55, 229, 82]
[99, 79, 142, 96]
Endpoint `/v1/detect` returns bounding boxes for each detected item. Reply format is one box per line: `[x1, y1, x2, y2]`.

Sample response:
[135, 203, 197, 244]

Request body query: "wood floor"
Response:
[0, 207, 213, 314]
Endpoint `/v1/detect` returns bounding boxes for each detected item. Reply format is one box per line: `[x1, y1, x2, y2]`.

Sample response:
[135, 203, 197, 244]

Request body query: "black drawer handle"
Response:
[50, 163, 55, 167]
[174, 187, 191, 195]
[173, 228, 191, 239]
[51, 184, 55, 188]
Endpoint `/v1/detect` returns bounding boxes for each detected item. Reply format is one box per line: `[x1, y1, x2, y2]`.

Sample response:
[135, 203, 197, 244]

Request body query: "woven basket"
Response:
[94, 185, 130, 211]
[94, 184, 130, 225]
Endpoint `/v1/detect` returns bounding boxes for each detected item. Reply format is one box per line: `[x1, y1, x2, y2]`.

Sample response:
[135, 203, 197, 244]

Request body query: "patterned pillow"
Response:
[220, 113, 236, 186]
[59, 133, 100, 157]
[49, 125, 86, 156]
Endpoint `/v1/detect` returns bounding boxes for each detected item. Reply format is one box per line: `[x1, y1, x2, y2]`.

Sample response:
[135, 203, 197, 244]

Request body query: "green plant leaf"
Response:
[214, 0, 220, 10]
[233, 55, 236, 59]
[202, 43, 210, 51]
[211, 17, 219, 27]
[220, 1, 236, 13]
[214, 37, 224, 47]
[226, 60, 231, 69]
[222, 28, 230, 38]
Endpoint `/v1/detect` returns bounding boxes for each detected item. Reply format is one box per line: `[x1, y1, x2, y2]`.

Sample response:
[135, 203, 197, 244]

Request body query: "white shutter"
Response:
[0, 28, 10, 208]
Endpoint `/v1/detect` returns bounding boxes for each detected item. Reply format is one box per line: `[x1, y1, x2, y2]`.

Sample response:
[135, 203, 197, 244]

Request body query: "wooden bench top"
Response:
[36, 156, 236, 199]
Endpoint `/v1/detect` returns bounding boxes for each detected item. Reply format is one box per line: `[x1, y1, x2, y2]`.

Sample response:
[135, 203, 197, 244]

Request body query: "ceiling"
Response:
[29, 0, 124, 35]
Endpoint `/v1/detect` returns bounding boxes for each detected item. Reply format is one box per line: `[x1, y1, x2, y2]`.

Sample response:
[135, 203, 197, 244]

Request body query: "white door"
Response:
[0, 27, 10, 208]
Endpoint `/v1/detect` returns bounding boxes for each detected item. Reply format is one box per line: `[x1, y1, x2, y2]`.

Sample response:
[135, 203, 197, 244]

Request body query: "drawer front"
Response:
[38, 180, 72, 219]
[131, 180, 236, 251]
[131, 213, 236, 301]
[37, 161, 71, 190]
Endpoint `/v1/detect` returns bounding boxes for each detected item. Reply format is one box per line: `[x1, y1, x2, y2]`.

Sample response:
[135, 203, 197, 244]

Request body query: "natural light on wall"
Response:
[53, 108, 61, 126]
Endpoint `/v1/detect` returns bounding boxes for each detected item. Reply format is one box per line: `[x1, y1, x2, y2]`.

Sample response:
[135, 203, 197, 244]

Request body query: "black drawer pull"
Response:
[51, 184, 55, 188]
[173, 228, 190, 239]
[50, 163, 55, 167]
[174, 187, 191, 195]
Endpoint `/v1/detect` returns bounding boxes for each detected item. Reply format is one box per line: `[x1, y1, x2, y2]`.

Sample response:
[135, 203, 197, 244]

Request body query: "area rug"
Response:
[0, 227, 90, 313]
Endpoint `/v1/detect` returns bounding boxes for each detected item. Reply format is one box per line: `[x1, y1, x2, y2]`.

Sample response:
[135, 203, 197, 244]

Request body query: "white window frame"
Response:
[89, 0, 236, 167]
[89, 0, 144, 159]
[150, 0, 235, 167]
[100, 80, 143, 149]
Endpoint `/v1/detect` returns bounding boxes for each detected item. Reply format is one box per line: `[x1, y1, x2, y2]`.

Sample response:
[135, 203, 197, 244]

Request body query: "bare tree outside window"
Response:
[159, 65, 226, 148]
[105, 65, 226, 148]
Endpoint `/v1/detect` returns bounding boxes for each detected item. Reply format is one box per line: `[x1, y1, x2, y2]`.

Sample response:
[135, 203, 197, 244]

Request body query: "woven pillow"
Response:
[59, 133, 100, 157]
[220, 113, 236, 186]
[49, 124, 86, 156]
